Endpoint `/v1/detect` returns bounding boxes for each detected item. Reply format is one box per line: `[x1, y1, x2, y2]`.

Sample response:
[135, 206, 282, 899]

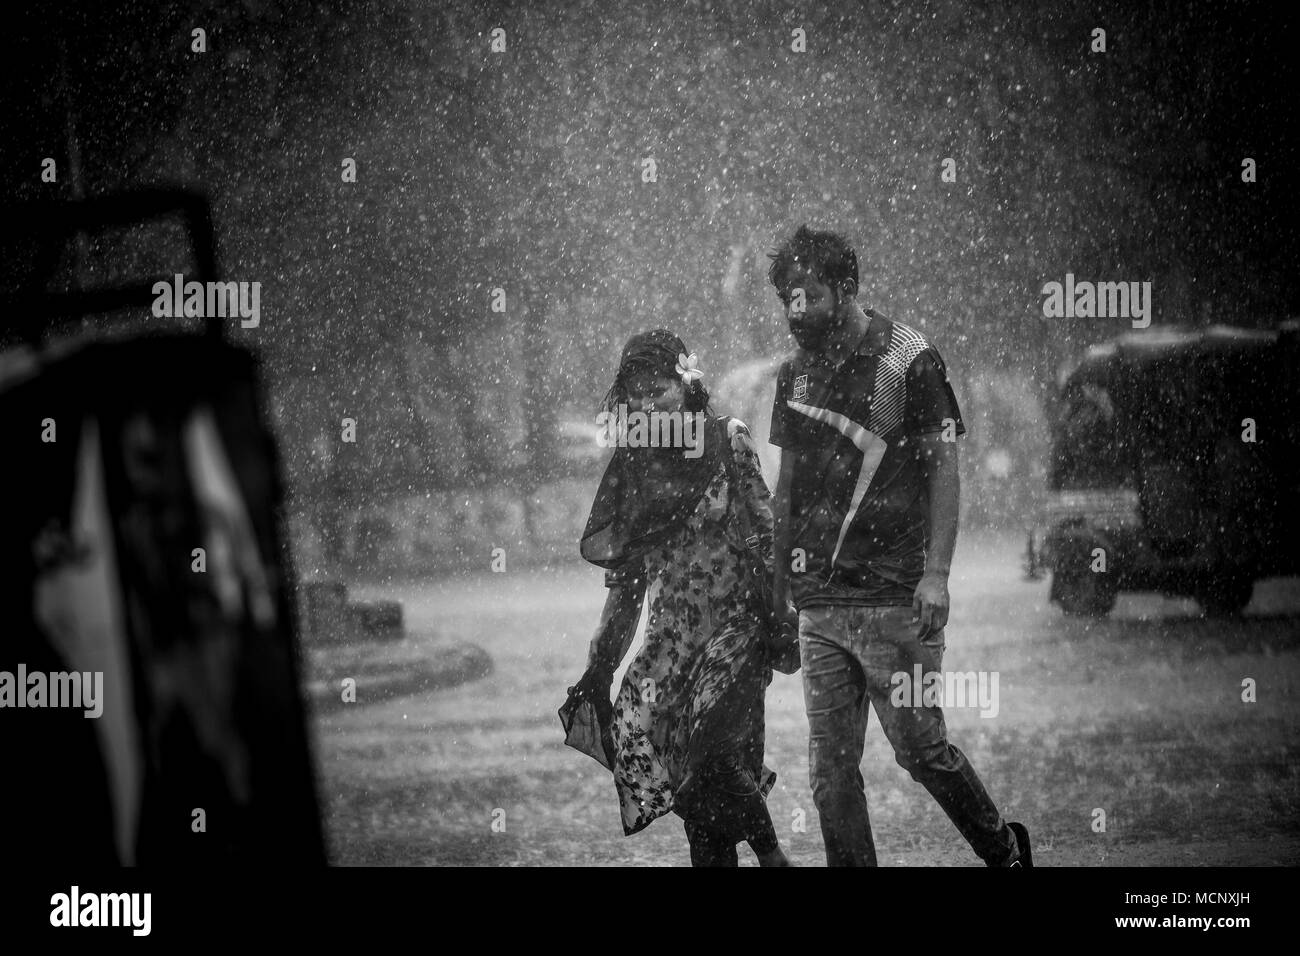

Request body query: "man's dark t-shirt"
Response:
[768, 309, 965, 609]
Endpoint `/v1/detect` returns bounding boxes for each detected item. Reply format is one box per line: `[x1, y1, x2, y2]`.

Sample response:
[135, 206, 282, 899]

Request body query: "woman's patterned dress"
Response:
[606, 417, 776, 835]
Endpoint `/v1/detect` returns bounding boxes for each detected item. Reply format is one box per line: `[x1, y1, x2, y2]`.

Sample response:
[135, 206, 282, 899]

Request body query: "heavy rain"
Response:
[1, 0, 1296, 896]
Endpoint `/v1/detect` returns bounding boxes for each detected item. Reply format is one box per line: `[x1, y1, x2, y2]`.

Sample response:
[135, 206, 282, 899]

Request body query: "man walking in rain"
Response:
[766, 224, 1031, 867]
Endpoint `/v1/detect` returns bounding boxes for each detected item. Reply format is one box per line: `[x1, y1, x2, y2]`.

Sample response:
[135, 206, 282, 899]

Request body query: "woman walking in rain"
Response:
[563, 329, 795, 866]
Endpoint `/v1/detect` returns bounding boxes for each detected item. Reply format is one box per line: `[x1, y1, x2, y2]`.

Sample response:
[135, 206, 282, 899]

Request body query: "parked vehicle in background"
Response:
[1039, 323, 1300, 616]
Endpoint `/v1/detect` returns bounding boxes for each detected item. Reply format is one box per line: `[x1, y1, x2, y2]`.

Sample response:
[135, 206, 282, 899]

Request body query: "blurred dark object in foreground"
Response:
[0, 190, 325, 865]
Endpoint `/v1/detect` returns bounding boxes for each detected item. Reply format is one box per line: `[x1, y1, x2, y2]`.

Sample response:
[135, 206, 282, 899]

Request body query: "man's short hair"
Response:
[767, 224, 859, 298]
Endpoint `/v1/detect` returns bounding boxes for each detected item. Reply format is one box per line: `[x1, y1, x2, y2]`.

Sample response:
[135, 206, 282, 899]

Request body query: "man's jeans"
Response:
[799, 603, 1017, 866]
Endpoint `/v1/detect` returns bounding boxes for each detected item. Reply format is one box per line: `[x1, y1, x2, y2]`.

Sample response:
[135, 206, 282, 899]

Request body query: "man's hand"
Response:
[772, 576, 798, 626]
[764, 597, 801, 674]
[912, 570, 950, 633]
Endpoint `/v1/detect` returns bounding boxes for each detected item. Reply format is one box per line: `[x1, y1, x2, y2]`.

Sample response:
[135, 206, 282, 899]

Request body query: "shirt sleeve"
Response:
[768, 360, 795, 448]
[905, 346, 967, 437]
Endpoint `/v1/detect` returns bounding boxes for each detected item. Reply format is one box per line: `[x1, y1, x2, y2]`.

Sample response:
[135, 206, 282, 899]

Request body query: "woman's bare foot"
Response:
[757, 846, 794, 867]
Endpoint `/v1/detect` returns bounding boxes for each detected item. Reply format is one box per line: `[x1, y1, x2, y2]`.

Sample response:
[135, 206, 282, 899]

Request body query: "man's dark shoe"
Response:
[1007, 822, 1033, 867]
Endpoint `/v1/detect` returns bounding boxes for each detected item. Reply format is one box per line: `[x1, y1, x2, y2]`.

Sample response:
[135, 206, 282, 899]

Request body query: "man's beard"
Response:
[790, 326, 824, 350]
[632, 441, 691, 464]
[791, 317, 839, 351]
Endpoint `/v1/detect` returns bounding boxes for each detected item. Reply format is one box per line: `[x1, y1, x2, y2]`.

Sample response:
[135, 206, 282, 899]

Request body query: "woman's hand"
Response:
[568, 665, 617, 739]
[763, 607, 801, 675]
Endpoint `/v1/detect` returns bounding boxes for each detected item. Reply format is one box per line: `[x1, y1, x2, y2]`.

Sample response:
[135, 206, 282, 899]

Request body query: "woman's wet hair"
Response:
[600, 328, 711, 416]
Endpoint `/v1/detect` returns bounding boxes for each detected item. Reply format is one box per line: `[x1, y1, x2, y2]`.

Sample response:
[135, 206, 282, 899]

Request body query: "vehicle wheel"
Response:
[1053, 567, 1118, 617]
[1198, 577, 1254, 616]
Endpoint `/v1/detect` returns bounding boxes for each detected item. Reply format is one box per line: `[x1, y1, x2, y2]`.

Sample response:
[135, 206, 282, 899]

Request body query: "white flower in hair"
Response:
[675, 352, 703, 386]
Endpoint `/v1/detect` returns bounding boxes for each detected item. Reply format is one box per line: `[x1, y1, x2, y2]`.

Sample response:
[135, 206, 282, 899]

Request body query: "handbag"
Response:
[719, 423, 801, 675]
